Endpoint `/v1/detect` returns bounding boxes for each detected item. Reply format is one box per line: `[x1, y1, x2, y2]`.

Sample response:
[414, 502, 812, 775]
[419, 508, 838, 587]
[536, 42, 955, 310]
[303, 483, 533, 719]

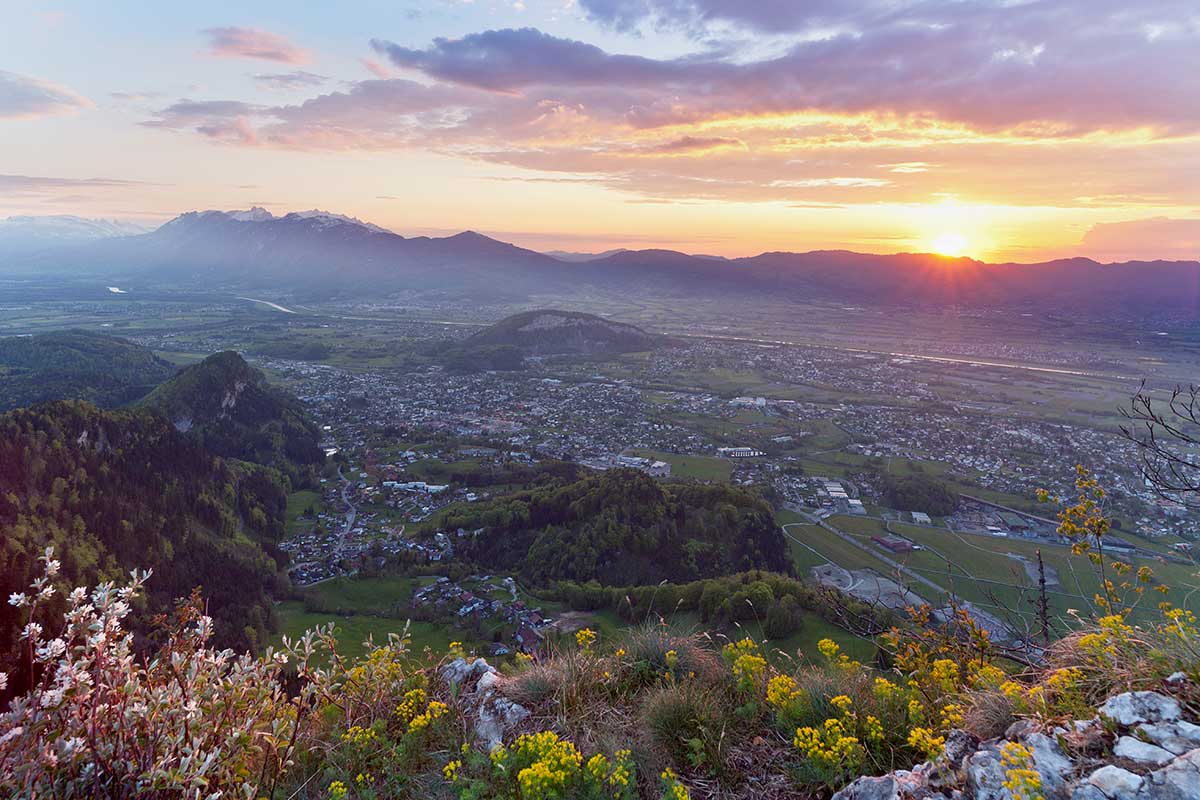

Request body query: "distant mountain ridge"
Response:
[24, 207, 562, 296]
[139, 351, 323, 485]
[9, 207, 1200, 312]
[0, 214, 148, 256]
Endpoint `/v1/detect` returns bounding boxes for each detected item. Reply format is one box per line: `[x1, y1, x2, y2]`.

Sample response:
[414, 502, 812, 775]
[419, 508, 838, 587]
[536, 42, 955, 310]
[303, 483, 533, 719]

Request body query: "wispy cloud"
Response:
[0, 174, 154, 196]
[251, 71, 328, 90]
[0, 70, 92, 119]
[202, 26, 311, 64]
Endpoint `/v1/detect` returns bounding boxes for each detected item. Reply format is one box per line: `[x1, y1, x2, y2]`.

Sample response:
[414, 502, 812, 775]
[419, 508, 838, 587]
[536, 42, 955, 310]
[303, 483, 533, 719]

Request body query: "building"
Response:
[998, 511, 1030, 531]
[718, 446, 765, 458]
[872, 535, 914, 554]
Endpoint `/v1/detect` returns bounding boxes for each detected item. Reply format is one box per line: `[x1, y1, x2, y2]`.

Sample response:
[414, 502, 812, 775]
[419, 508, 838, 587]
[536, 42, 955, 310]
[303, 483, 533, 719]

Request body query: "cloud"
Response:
[251, 71, 328, 90]
[371, 29, 689, 93]
[634, 136, 745, 155]
[373, 5, 1200, 135]
[361, 58, 392, 79]
[144, 4, 1200, 209]
[0, 175, 155, 205]
[1081, 217, 1200, 262]
[202, 26, 311, 64]
[110, 90, 164, 104]
[579, 0, 858, 34]
[142, 99, 263, 144]
[0, 70, 92, 119]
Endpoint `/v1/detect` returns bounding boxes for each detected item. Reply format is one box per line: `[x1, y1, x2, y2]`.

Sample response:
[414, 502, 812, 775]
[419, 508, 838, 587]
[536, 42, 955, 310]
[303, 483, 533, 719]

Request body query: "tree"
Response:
[1121, 382, 1200, 505]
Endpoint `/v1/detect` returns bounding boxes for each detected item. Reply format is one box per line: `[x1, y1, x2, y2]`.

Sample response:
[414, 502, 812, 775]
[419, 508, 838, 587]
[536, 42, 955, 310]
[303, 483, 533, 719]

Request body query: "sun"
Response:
[930, 232, 969, 257]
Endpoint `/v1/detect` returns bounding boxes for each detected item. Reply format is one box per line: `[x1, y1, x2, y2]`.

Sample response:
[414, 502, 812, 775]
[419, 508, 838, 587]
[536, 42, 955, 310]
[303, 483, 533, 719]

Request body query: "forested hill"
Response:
[445, 468, 791, 585]
[465, 309, 657, 355]
[0, 330, 176, 411]
[0, 401, 290, 688]
[139, 351, 323, 486]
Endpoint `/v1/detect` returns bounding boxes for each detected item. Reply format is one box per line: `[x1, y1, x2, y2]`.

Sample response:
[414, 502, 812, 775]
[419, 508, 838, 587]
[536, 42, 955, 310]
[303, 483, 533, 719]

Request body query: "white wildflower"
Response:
[20, 622, 43, 640]
[35, 638, 67, 661]
[8, 592, 27, 608]
[39, 688, 64, 708]
[44, 558, 60, 577]
[59, 736, 85, 755]
[0, 726, 23, 747]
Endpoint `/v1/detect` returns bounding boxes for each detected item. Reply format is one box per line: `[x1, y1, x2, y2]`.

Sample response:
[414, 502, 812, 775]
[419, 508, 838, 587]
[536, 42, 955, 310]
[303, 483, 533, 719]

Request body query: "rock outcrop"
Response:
[440, 657, 531, 752]
[833, 689, 1200, 800]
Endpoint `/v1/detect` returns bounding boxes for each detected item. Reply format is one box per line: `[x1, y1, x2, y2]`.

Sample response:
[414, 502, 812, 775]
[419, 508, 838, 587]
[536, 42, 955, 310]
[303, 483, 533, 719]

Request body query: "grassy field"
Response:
[272, 602, 468, 661]
[624, 448, 732, 481]
[304, 575, 429, 609]
[285, 490, 325, 536]
[800, 514, 1200, 629]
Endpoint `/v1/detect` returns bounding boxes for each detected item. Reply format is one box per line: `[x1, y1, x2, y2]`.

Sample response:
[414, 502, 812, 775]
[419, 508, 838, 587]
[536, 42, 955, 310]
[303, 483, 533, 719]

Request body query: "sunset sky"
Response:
[3, 0, 1199, 262]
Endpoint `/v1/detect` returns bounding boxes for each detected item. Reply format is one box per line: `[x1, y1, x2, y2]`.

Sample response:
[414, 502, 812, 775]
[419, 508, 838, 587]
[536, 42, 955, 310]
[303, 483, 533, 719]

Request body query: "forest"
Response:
[0, 330, 176, 411]
[443, 468, 792, 585]
[139, 351, 325, 487]
[0, 400, 290, 693]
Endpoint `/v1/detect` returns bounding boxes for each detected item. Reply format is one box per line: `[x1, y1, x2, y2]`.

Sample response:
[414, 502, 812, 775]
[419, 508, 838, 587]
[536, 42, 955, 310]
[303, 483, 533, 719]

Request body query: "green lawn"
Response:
[782, 521, 904, 578]
[285, 490, 324, 536]
[860, 519, 1200, 627]
[304, 575, 430, 610]
[624, 448, 733, 482]
[272, 602, 473, 662]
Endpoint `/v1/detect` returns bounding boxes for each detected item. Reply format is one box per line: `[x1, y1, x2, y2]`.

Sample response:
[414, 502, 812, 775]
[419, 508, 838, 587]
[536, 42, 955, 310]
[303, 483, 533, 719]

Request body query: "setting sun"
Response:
[930, 232, 970, 257]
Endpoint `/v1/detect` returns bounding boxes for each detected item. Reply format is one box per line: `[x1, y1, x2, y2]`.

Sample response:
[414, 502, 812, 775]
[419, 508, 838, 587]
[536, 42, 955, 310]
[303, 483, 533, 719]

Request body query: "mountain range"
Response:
[0, 214, 149, 257]
[5, 208, 1199, 313]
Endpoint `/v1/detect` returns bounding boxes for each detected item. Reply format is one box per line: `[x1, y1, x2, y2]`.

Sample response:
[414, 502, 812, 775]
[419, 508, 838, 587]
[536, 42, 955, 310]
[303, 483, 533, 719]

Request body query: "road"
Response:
[336, 465, 358, 546]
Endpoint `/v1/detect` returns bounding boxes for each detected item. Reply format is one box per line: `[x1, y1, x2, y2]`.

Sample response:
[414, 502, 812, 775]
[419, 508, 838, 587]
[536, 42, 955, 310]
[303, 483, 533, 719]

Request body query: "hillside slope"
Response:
[139, 351, 323, 485]
[0, 330, 176, 411]
[0, 401, 290, 683]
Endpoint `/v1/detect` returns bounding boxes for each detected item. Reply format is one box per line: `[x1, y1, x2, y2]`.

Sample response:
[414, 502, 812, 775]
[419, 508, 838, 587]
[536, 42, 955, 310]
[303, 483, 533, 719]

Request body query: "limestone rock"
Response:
[965, 748, 1007, 800]
[927, 730, 980, 788]
[1087, 765, 1144, 799]
[1113, 736, 1175, 766]
[832, 775, 899, 800]
[1137, 748, 1200, 800]
[440, 657, 496, 690]
[1136, 722, 1200, 756]
[476, 669, 502, 695]
[1098, 693, 1182, 727]
[474, 696, 530, 752]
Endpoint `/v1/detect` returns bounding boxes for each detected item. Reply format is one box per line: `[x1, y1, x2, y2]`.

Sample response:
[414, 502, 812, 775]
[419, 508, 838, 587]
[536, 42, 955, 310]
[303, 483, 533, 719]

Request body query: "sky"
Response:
[2, 0, 1199, 262]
